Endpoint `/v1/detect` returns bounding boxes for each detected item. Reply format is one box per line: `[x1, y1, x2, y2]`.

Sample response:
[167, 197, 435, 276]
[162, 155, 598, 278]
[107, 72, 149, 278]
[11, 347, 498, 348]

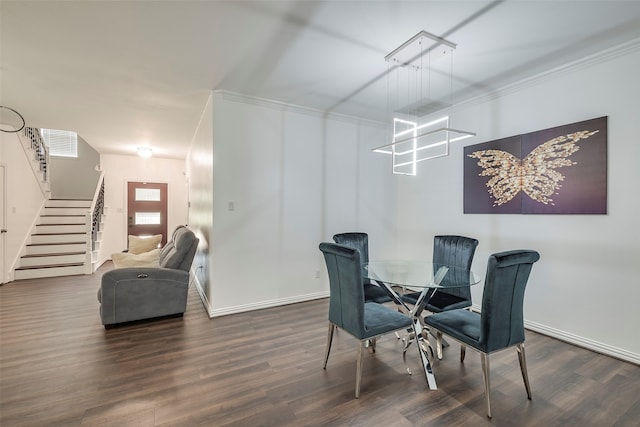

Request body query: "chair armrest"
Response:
[101, 267, 188, 285]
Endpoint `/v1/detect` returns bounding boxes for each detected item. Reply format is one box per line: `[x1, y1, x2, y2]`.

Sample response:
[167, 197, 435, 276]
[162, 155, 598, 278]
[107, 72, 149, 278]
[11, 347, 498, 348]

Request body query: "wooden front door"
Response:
[127, 182, 168, 245]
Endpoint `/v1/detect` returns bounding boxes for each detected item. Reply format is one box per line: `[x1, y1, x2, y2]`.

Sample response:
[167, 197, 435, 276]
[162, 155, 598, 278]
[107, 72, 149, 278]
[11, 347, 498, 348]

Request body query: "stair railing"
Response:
[18, 127, 50, 198]
[23, 127, 49, 182]
[85, 172, 105, 273]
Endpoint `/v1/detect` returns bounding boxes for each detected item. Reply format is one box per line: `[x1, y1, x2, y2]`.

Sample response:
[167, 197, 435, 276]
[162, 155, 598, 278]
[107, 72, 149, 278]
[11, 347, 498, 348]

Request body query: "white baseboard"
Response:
[92, 258, 108, 272]
[471, 304, 639, 365]
[191, 273, 214, 318]
[524, 320, 639, 366]
[208, 291, 329, 318]
[191, 274, 329, 318]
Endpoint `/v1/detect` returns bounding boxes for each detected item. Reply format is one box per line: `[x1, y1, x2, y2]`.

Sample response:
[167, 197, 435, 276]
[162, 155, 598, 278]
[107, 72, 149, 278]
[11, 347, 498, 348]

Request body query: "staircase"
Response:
[14, 199, 92, 280]
[12, 127, 106, 281]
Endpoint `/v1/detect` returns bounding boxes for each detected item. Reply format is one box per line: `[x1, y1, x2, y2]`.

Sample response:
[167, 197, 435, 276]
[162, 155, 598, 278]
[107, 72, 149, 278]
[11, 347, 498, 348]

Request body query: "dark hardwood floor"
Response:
[1, 263, 638, 426]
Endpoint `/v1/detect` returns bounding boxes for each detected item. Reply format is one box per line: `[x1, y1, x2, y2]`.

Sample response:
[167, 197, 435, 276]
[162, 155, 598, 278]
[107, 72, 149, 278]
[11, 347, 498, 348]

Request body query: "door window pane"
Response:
[135, 188, 161, 201]
[135, 212, 161, 225]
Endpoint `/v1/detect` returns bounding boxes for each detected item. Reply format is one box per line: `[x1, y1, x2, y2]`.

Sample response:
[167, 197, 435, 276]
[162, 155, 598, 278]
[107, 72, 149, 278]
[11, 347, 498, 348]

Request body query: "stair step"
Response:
[36, 222, 84, 227]
[14, 264, 86, 280]
[45, 199, 92, 208]
[30, 233, 87, 244]
[22, 251, 86, 258]
[27, 241, 86, 246]
[35, 224, 87, 233]
[15, 262, 84, 270]
[32, 232, 87, 235]
[26, 243, 87, 255]
[20, 252, 86, 267]
[43, 207, 90, 216]
[39, 215, 87, 225]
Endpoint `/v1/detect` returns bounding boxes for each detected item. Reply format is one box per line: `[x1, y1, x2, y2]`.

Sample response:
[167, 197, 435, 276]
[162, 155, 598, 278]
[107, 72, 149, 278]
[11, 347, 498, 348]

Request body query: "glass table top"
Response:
[364, 261, 481, 289]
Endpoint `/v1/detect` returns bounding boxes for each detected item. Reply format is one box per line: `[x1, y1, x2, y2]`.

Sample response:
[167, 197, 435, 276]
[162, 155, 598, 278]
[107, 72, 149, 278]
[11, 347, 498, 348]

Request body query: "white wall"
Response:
[186, 93, 214, 309]
[49, 135, 101, 199]
[193, 91, 395, 316]
[99, 154, 189, 264]
[186, 42, 640, 363]
[395, 41, 640, 362]
[0, 131, 46, 281]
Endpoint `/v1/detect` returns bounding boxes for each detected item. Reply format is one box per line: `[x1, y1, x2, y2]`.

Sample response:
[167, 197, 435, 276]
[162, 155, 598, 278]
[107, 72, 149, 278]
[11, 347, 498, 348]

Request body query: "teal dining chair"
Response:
[319, 242, 412, 398]
[402, 235, 478, 356]
[402, 235, 479, 311]
[332, 232, 392, 304]
[424, 249, 540, 418]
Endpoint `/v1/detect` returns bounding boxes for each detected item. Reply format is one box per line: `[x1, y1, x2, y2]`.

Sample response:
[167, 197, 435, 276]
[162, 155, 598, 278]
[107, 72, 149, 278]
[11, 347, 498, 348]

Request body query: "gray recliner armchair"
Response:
[98, 225, 199, 328]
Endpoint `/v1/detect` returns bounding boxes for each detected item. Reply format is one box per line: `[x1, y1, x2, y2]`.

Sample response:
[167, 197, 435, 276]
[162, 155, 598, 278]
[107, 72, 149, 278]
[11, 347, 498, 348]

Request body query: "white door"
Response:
[0, 164, 6, 284]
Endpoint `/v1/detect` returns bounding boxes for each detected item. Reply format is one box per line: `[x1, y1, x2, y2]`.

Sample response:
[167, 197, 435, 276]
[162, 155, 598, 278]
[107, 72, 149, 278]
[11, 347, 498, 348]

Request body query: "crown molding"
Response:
[214, 38, 640, 129]
[454, 37, 640, 112]
[214, 90, 385, 128]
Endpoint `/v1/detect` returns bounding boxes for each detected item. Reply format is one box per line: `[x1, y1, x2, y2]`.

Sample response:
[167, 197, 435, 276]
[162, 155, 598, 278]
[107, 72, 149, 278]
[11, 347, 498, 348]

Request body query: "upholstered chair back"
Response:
[480, 250, 540, 353]
[159, 225, 199, 272]
[332, 232, 369, 284]
[432, 235, 479, 301]
[319, 242, 367, 339]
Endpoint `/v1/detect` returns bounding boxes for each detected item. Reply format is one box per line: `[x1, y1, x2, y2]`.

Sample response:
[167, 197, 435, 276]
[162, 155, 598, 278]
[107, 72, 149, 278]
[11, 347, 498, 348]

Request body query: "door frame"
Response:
[0, 163, 6, 284]
[125, 180, 169, 246]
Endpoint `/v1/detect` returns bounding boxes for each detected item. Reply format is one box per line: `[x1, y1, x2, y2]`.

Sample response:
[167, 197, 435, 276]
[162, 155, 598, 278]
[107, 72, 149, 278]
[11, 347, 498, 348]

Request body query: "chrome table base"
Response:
[374, 281, 440, 390]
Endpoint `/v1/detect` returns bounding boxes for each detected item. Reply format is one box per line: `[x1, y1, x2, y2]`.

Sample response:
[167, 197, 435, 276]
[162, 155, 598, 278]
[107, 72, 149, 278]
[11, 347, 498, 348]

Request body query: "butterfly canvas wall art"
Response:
[464, 116, 607, 214]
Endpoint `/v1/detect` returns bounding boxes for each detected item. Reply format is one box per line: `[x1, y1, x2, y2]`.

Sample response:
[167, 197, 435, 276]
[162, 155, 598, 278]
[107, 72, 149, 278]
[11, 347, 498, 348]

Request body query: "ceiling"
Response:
[2, 1, 640, 159]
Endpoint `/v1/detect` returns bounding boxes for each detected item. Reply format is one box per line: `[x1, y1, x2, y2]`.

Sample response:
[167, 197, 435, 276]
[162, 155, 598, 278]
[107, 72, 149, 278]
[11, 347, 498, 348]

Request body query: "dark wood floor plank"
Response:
[1, 263, 638, 426]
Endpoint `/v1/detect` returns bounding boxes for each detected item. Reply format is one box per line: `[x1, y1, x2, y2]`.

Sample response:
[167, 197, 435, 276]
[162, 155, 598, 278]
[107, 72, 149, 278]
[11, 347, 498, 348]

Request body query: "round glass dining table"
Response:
[364, 260, 481, 390]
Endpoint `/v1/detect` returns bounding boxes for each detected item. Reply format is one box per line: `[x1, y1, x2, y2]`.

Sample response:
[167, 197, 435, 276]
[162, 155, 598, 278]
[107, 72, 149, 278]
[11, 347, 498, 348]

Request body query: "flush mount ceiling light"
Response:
[374, 30, 475, 175]
[137, 146, 153, 158]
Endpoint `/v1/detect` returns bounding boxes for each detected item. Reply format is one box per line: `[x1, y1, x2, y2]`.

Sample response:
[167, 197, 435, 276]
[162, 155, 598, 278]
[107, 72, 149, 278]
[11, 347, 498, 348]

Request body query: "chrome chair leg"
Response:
[355, 341, 365, 398]
[517, 343, 532, 399]
[435, 331, 444, 360]
[460, 344, 466, 362]
[323, 323, 335, 369]
[480, 353, 492, 418]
